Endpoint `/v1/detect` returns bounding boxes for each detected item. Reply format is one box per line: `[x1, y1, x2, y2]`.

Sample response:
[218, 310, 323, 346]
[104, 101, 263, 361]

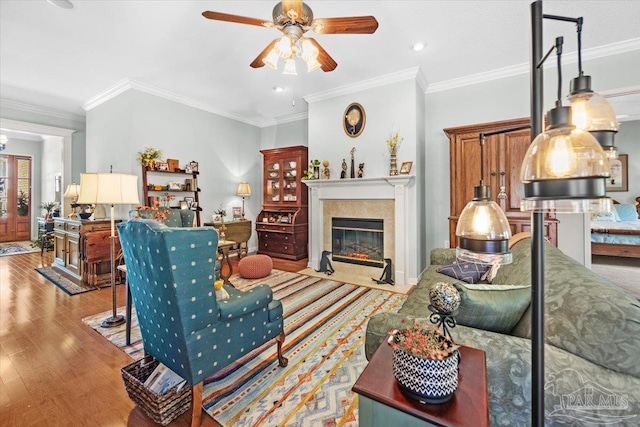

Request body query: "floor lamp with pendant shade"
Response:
[457, 2, 615, 424]
[77, 168, 140, 328]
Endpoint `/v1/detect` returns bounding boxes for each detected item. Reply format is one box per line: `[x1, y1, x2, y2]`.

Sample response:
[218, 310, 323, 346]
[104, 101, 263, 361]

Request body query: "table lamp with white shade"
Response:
[63, 183, 81, 218]
[77, 168, 139, 328]
[236, 182, 251, 220]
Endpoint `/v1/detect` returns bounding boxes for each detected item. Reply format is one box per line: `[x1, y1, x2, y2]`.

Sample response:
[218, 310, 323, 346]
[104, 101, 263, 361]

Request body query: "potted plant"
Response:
[136, 147, 163, 170]
[17, 190, 29, 217]
[40, 201, 58, 221]
[389, 321, 459, 404]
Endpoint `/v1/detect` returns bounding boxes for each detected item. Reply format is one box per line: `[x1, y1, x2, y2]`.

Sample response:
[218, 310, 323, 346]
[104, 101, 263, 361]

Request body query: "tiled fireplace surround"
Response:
[304, 176, 414, 286]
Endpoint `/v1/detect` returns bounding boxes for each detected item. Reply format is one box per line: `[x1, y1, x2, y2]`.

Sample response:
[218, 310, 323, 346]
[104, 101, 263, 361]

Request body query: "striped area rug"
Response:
[83, 270, 406, 426]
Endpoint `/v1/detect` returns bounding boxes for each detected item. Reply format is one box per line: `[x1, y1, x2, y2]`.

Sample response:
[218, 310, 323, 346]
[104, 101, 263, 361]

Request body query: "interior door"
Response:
[0, 155, 32, 242]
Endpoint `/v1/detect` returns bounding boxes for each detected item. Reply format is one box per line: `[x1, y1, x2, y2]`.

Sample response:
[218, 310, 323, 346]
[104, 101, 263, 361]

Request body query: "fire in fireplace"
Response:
[331, 217, 384, 268]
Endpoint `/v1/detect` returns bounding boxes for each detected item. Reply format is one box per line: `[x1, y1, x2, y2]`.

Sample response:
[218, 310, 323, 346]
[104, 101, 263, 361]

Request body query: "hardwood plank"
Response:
[0, 250, 308, 426]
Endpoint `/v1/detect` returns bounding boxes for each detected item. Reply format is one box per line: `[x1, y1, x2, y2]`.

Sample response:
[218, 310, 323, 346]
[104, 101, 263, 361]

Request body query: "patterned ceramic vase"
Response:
[392, 348, 459, 404]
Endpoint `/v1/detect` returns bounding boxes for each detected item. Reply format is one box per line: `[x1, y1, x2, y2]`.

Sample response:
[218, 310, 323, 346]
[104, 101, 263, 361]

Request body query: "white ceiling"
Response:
[1, 0, 639, 126]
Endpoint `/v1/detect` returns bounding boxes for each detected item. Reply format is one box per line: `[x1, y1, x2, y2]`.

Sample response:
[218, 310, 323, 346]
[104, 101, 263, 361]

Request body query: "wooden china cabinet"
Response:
[444, 117, 558, 248]
[257, 146, 308, 260]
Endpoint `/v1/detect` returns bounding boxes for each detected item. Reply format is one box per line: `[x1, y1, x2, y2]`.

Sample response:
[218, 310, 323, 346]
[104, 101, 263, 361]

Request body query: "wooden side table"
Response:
[217, 240, 236, 286]
[352, 341, 489, 427]
[204, 220, 251, 258]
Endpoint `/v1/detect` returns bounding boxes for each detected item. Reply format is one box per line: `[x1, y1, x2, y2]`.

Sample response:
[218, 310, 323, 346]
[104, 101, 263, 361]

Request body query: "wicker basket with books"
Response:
[121, 356, 191, 426]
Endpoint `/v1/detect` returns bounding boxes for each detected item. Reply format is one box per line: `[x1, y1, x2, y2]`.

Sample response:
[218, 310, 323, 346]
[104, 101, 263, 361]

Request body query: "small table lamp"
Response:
[236, 182, 251, 220]
[78, 169, 139, 328]
[63, 183, 81, 218]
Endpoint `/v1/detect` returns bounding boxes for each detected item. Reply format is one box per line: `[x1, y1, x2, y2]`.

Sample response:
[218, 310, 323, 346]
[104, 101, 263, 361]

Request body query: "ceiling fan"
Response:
[202, 0, 378, 73]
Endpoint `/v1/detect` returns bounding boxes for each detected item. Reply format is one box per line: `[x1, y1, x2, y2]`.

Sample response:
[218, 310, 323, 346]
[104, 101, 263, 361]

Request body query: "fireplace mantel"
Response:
[304, 176, 414, 286]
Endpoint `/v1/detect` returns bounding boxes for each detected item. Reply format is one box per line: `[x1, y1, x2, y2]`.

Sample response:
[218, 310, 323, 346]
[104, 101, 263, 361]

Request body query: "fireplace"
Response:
[332, 217, 384, 268]
[304, 176, 414, 286]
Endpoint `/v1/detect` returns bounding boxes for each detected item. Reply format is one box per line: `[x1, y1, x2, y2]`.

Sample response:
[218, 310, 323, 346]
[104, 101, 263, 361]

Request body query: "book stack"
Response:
[143, 362, 186, 395]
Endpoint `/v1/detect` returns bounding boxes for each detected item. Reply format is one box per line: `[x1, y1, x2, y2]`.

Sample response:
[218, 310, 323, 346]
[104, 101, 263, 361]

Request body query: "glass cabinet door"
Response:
[281, 158, 298, 202]
[265, 160, 281, 203]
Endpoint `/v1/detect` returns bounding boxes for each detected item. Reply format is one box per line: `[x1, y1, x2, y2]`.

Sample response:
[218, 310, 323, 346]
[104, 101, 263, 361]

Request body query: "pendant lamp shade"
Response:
[568, 75, 619, 158]
[456, 187, 512, 265]
[520, 111, 612, 213]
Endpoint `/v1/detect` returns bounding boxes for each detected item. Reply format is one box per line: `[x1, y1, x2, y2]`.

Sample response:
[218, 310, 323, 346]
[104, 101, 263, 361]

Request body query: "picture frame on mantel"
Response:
[400, 161, 413, 175]
[607, 154, 628, 192]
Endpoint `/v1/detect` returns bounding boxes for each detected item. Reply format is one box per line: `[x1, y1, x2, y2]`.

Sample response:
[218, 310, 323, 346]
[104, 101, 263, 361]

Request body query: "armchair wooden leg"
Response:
[191, 381, 203, 427]
[276, 332, 288, 367]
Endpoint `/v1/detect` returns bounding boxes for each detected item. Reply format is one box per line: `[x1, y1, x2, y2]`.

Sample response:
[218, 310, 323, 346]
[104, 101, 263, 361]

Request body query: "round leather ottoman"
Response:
[238, 254, 273, 279]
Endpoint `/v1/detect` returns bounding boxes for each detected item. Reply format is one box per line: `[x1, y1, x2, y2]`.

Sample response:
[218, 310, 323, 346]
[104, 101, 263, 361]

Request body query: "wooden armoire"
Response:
[444, 117, 558, 249]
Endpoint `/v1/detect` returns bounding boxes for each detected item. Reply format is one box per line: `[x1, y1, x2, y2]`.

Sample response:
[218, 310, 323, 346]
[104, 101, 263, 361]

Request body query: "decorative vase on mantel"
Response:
[389, 152, 398, 176]
[386, 132, 403, 176]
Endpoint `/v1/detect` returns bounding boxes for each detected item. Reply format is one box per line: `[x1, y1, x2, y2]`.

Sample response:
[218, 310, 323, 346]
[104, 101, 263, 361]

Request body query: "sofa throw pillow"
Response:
[451, 282, 531, 334]
[614, 204, 639, 221]
[590, 210, 620, 222]
[436, 259, 491, 284]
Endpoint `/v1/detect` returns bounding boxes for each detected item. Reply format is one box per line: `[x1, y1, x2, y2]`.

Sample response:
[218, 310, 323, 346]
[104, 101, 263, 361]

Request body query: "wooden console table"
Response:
[352, 341, 489, 427]
[52, 218, 116, 286]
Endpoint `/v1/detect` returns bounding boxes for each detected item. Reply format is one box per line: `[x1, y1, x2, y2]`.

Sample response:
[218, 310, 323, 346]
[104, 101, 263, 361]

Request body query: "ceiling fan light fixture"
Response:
[283, 58, 298, 75]
[412, 42, 425, 52]
[263, 49, 279, 70]
[274, 36, 293, 58]
[306, 57, 321, 72]
[301, 38, 318, 61]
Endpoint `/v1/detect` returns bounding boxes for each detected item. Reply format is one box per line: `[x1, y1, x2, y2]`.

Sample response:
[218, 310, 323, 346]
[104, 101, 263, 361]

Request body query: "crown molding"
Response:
[273, 111, 308, 125]
[0, 117, 75, 137]
[426, 38, 640, 94]
[83, 78, 268, 127]
[304, 67, 422, 104]
[0, 98, 85, 122]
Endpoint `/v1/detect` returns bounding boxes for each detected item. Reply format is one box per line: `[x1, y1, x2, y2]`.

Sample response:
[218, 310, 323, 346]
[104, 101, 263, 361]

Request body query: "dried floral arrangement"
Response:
[389, 320, 459, 360]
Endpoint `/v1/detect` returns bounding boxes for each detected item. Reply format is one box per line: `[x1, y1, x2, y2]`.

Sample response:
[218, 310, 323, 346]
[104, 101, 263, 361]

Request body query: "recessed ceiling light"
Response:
[47, 0, 74, 9]
[273, 86, 284, 93]
[412, 42, 425, 52]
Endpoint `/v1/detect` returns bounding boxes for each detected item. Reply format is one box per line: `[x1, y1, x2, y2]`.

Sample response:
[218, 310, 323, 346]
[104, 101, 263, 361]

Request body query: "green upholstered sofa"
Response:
[365, 238, 640, 426]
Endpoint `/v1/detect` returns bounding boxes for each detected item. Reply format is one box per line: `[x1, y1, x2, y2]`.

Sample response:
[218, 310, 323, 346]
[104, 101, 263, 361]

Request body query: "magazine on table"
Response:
[143, 362, 186, 394]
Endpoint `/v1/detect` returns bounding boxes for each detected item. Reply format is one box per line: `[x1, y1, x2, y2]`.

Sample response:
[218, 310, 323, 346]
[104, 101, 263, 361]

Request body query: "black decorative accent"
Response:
[523, 176, 607, 199]
[372, 258, 394, 285]
[458, 237, 509, 254]
[315, 250, 335, 275]
[428, 305, 458, 343]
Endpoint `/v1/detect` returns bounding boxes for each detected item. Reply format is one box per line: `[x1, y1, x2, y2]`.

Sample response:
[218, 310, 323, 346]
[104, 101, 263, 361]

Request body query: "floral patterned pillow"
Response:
[436, 259, 491, 284]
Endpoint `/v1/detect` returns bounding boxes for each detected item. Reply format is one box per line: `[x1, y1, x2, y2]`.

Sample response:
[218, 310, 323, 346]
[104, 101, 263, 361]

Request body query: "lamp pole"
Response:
[530, 2, 545, 425]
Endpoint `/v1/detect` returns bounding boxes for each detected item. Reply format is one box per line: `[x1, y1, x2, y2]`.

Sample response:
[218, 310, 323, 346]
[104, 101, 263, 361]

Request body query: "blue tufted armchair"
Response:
[117, 219, 288, 427]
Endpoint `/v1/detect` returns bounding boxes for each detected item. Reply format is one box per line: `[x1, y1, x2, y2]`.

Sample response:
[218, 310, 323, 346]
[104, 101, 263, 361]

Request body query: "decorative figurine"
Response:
[372, 258, 394, 285]
[350, 147, 356, 178]
[315, 251, 335, 275]
[322, 160, 330, 179]
[340, 159, 347, 179]
[357, 163, 364, 178]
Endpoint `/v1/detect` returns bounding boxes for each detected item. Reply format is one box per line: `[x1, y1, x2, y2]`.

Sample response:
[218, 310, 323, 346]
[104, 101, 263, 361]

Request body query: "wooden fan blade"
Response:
[282, 0, 303, 20]
[250, 39, 279, 69]
[202, 11, 268, 27]
[312, 16, 379, 34]
[307, 38, 337, 72]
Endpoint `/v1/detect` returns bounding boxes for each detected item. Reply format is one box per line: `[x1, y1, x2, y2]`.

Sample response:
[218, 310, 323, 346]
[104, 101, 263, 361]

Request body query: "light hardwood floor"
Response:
[0, 249, 307, 426]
